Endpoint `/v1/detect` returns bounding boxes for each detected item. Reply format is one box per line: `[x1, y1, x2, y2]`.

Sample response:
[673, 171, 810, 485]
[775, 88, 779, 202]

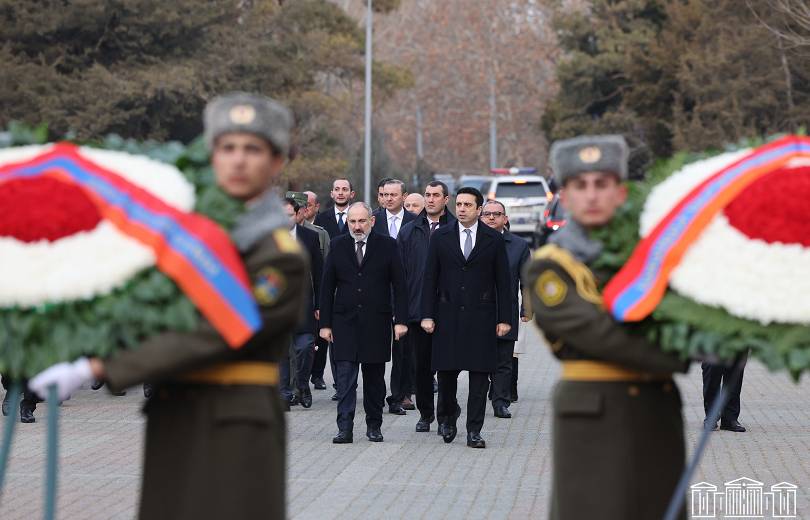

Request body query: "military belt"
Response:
[561, 360, 670, 382]
[178, 361, 279, 386]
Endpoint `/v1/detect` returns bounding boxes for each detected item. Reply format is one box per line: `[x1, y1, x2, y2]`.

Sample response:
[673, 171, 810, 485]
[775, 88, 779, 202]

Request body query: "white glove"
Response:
[29, 358, 94, 401]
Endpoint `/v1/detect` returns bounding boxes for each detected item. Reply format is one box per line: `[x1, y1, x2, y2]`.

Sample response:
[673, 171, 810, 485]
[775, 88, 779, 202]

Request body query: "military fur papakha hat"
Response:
[549, 134, 629, 184]
[204, 92, 293, 156]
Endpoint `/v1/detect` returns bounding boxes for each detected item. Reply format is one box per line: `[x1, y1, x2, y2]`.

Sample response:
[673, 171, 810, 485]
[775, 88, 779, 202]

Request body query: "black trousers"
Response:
[489, 339, 515, 408]
[388, 337, 413, 405]
[702, 352, 748, 423]
[412, 325, 448, 422]
[1, 375, 37, 412]
[334, 361, 386, 432]
[280, 333, 315, 400]
[310, 336, 329, 380]
[438, 370, 488, 434]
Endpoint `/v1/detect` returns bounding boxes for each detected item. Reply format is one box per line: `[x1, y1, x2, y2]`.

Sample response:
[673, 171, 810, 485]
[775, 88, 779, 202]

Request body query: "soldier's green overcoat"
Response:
[524, 243, 688, 520]
[104, 226, 307, 520]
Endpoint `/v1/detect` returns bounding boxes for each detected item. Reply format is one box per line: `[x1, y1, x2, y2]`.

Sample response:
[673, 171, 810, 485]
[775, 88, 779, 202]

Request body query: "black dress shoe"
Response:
[20, 408, 35, 424]
[466, 432, 486, 448]
[416, 415, 434, 432]
[720, 420, 746, 432]
[299, 388, 313, 409]
[437, 423, 445, 436]
[388, 404, 406, 415]
[494, 405, 512, 419]
[331, 392, 339, 401]
[143, 384, 153, 399]
[91, 380, 104, 391]
[311, 377, 327, 390]
[442, 424, 457, 444]
[366, 429, 384, 442]
[703, 419, 718, 431]
[332, 431, 353, 444]
[111, 389, 127, 397]
[288, 394, 300, 406]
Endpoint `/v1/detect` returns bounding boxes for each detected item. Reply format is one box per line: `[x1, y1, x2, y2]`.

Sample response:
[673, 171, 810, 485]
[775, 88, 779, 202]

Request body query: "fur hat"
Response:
[550, 135, 629, 184]
[204, 92, 293, 156]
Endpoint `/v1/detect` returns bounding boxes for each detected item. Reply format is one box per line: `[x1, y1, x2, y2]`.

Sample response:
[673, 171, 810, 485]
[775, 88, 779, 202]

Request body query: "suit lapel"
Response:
[445, 225, 467, 264]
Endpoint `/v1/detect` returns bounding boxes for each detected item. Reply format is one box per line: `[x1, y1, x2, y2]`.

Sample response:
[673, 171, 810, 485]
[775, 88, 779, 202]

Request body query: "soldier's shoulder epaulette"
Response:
[531, 244, 602, 306]
[271, 228, 302, 254]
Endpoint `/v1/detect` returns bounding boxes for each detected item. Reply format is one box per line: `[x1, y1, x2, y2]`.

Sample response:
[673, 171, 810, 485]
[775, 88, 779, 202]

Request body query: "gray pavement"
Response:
[1, 324, 809, 519]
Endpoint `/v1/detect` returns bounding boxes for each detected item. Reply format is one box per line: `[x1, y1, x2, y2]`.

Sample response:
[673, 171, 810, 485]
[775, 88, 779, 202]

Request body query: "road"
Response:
[1, 324, 808, 519]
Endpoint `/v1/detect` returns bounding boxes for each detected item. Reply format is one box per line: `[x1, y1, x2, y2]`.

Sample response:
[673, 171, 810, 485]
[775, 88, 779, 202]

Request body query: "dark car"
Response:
[534, 194, 567, 246]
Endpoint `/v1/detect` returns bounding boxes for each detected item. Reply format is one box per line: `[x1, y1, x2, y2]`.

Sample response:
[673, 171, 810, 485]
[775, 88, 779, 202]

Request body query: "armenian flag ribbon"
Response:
[604, 135, 810, 322]
[0, 143, 261, 348]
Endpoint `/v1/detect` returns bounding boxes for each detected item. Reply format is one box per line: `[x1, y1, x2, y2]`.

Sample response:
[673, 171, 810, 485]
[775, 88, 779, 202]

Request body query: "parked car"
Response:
[485, 173, 552, 245]
[534, 193, 567, 246]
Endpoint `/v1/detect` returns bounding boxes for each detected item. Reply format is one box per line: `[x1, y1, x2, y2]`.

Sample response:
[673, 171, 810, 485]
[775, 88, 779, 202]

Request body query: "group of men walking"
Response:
[12, 90, 749, 520]
[281, 171, 531, 448]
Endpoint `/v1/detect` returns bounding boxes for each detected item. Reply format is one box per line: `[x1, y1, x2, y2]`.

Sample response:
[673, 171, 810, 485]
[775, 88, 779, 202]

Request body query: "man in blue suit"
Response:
[421, 187, 512, 448]
[482, 200, 531, 418]
[320, 202, 408, 444]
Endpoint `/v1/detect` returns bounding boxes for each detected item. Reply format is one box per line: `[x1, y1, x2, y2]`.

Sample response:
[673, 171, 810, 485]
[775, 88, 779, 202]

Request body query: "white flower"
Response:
[640, 150, 810, 325]
[0, 145, 195, 307]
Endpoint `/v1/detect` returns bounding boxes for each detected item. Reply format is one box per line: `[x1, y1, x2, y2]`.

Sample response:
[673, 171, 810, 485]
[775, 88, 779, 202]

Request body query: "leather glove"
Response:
[29, 357, 94, 401]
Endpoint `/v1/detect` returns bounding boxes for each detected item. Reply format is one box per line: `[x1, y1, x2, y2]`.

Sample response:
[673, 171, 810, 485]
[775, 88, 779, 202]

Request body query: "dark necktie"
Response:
[429, 221, 439, 235]
[337, 212, 345, 231]
[356, 240, 364, 265]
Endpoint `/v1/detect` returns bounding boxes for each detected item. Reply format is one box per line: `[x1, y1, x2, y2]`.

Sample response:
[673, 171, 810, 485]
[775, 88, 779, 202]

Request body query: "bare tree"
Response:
[749, 0, 810, 47]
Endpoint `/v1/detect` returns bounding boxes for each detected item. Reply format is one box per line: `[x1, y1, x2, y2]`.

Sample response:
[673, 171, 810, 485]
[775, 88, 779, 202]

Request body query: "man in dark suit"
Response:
[314, 178, 355, 240]
[421, 187, 512, 448]
[398, 180, 456, 432]
[481, 200, 531, 419]
[320, 202, 408, 444]
[372, 179, 417, 414]
[312, 178, 355, 396]
[280, 197, 323, 409]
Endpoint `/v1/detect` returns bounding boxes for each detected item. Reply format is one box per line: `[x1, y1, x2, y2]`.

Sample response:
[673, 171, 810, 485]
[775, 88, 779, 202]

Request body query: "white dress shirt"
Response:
[458, 220, 478, 252]
[386, 208, 405, 238]
[289, 225, 297, 241]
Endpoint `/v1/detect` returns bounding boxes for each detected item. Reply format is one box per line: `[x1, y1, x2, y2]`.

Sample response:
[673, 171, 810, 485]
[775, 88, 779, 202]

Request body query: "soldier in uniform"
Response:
[523, 135, 689, 519]
[29, 92, 307, 520]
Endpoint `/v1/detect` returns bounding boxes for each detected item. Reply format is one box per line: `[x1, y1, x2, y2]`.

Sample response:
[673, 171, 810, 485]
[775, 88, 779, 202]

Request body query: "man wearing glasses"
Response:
[481, 201, 531, 419]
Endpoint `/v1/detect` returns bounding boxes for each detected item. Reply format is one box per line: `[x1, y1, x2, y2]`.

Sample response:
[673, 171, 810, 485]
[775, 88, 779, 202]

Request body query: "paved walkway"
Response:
[1, 324, 809, 519]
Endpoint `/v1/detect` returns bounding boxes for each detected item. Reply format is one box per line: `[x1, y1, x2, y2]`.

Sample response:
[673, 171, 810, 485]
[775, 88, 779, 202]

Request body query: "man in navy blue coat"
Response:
[481, 200, 531, 419]
[312, 178, 354, 397]
[397, 180, 456, 432]
[421, 187, 512, 448]
[320, 202, 408, 444]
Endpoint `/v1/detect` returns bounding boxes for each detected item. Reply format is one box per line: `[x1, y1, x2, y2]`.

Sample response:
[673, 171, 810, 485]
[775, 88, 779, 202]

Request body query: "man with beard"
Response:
[319, 202, 408, 443]
[315, 178, 355, 240]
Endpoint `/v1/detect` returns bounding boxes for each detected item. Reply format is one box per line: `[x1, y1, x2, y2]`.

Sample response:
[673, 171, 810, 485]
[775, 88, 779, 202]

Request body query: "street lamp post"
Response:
[363, 0, 373, 204]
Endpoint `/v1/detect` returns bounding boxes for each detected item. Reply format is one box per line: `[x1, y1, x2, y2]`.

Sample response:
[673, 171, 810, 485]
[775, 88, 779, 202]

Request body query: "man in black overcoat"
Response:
[421, 187, 512, 448]
[312, 178, 354, 397]
[481, 200, 531, 418]
[320, 202, 408, 443]
[372, 179, 416, 414]
[280, 197, 323, 409]
[397, 180, 456, 432]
